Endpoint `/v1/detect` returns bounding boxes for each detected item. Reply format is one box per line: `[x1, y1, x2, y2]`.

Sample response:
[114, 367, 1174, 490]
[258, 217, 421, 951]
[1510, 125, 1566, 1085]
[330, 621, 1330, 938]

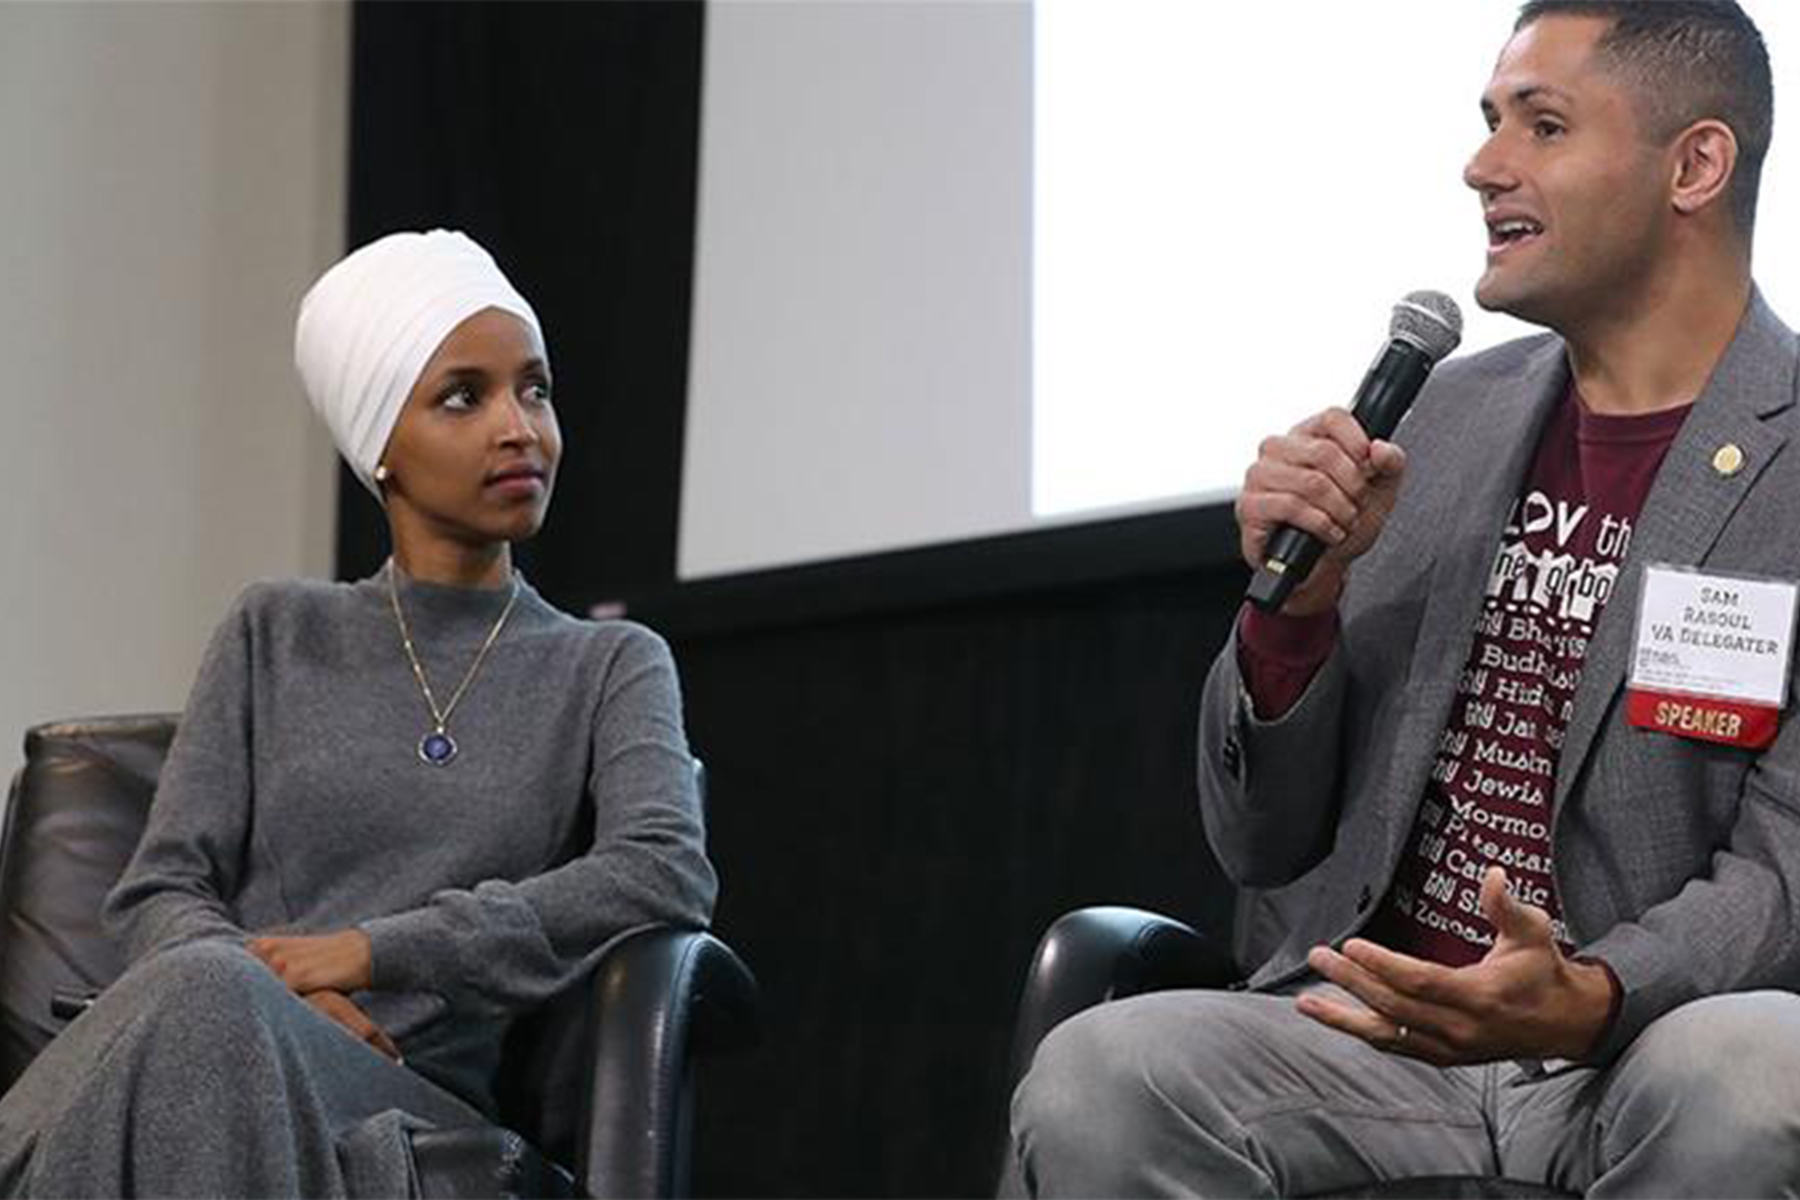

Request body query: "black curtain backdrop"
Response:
[675, 569, 1243, 1195]
[341, 4, 1249, 1194]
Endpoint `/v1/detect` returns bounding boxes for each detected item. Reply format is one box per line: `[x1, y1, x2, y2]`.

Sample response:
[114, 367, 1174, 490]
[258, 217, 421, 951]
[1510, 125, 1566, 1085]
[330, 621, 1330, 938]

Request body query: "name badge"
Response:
[1627, 564, 1797, 749]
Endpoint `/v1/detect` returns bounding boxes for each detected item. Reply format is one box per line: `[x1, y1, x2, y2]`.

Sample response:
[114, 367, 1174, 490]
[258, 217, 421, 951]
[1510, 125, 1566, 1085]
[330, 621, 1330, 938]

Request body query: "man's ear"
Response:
[1669, 119, 1739, 217]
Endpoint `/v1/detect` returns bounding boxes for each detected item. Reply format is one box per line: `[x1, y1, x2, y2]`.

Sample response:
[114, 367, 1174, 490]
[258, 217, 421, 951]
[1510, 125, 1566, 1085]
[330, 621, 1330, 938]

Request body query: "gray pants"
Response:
[1008, 985, 1800, 1197]
[0, 940, 486, 1197]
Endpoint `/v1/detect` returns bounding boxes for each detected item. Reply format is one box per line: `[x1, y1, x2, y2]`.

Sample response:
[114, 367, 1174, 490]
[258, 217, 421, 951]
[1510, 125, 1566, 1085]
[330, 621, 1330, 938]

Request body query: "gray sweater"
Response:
[101, 567, 717, 1105]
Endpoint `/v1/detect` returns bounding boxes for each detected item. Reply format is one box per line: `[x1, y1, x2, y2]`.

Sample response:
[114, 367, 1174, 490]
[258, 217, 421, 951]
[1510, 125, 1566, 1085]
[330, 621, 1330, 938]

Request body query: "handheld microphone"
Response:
[1245, 290, 1463, 613]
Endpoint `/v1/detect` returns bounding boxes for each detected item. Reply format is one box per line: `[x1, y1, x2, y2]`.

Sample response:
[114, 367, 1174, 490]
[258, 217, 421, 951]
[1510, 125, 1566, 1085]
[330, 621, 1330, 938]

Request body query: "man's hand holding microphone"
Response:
[1236, 408, 1408, 616]
[1240, 291, 1460, 615]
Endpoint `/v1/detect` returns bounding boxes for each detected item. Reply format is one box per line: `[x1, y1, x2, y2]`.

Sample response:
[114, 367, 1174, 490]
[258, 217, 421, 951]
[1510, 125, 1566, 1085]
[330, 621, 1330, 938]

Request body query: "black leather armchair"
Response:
[0, 714, 757, 1199]
[1002, 906, 1573, 1199]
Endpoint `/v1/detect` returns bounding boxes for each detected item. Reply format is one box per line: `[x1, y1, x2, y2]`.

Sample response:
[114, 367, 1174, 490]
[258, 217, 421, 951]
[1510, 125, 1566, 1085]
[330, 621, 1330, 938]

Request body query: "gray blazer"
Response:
[1197, 291, 1800, 1063]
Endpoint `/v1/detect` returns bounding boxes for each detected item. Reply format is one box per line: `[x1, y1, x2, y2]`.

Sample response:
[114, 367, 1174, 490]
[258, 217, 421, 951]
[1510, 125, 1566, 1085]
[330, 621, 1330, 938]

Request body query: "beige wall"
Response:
[0, 1, 348, 785]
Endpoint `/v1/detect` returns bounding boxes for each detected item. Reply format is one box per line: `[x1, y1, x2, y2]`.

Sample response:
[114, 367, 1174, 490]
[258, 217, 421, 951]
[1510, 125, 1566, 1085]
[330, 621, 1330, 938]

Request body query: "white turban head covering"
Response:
[294, 229, 543, 497]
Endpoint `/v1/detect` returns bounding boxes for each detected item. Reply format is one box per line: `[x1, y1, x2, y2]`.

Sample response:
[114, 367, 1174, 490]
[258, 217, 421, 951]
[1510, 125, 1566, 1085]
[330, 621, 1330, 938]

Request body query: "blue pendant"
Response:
[419, 730, 458, 766]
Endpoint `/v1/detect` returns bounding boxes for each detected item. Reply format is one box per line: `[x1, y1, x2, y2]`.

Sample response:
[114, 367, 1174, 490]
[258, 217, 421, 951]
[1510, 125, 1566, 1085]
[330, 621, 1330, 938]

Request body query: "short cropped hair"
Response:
[1515, 0, 1774, 239]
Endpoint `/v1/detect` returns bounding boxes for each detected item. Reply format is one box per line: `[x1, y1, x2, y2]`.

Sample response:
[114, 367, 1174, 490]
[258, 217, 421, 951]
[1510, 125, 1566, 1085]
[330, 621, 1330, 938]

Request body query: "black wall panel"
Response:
[671, 567, 1242, 1195]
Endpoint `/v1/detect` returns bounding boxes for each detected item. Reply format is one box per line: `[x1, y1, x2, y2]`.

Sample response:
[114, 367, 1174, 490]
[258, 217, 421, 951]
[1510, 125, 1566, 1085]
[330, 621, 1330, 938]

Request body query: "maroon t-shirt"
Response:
[1241, 387, 1688, 965]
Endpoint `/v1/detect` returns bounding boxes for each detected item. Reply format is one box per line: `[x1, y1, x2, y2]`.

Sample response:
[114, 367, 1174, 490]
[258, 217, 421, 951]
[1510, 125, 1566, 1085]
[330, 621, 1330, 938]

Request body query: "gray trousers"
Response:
[1008, 984, 1800, 1198]
[0, 940, 486, 1197]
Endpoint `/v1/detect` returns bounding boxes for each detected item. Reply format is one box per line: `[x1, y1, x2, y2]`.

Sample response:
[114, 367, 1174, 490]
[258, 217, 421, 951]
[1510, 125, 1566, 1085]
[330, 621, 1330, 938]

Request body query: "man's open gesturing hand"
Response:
[1295, 867, 1616, 1064]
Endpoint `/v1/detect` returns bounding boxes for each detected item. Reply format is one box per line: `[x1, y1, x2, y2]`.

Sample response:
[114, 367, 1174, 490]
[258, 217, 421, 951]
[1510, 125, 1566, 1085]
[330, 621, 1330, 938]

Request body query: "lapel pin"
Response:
[1713, 443, 1745, 477]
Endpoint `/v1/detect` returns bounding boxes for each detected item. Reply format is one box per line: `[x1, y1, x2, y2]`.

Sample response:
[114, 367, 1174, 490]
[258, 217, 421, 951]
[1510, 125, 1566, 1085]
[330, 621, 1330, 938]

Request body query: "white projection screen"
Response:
[680, 0, 1797, 582]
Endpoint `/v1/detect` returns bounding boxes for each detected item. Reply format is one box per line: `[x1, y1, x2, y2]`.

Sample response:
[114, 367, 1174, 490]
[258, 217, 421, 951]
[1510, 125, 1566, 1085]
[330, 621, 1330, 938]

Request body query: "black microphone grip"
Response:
[1245, 340, 1433, 613]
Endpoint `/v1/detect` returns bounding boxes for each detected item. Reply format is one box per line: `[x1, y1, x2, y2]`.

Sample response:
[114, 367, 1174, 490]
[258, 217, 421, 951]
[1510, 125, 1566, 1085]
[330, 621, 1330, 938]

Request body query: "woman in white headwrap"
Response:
[0, 231, 717, 1197]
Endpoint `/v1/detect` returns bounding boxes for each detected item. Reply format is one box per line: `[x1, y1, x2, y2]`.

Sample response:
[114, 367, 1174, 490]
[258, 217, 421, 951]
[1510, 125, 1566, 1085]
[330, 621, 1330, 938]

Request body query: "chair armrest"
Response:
[50, 988, 98, 1021]
[1006, 906, 1237, 1093]
[412, 1126, 577, 1199]
[577, 926, 759, 1199]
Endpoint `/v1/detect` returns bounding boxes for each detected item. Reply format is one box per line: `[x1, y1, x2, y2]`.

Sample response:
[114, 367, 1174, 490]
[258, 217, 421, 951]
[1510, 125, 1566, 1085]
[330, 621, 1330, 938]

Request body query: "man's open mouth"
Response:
[1488, 217, 1545, 250]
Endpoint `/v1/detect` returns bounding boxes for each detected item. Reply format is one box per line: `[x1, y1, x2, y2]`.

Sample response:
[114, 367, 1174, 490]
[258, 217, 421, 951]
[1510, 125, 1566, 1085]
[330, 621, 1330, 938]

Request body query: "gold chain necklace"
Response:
[386, 561, 520, 766]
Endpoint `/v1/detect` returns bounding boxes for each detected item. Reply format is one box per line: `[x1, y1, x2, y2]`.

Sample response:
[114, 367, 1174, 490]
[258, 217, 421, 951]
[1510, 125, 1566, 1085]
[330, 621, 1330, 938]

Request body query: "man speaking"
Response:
[1011, 1, 1800, 1194]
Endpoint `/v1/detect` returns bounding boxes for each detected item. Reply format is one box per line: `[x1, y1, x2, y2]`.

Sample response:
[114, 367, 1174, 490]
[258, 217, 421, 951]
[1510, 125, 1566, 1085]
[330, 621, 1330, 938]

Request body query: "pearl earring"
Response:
[374, 464, 392, 484]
